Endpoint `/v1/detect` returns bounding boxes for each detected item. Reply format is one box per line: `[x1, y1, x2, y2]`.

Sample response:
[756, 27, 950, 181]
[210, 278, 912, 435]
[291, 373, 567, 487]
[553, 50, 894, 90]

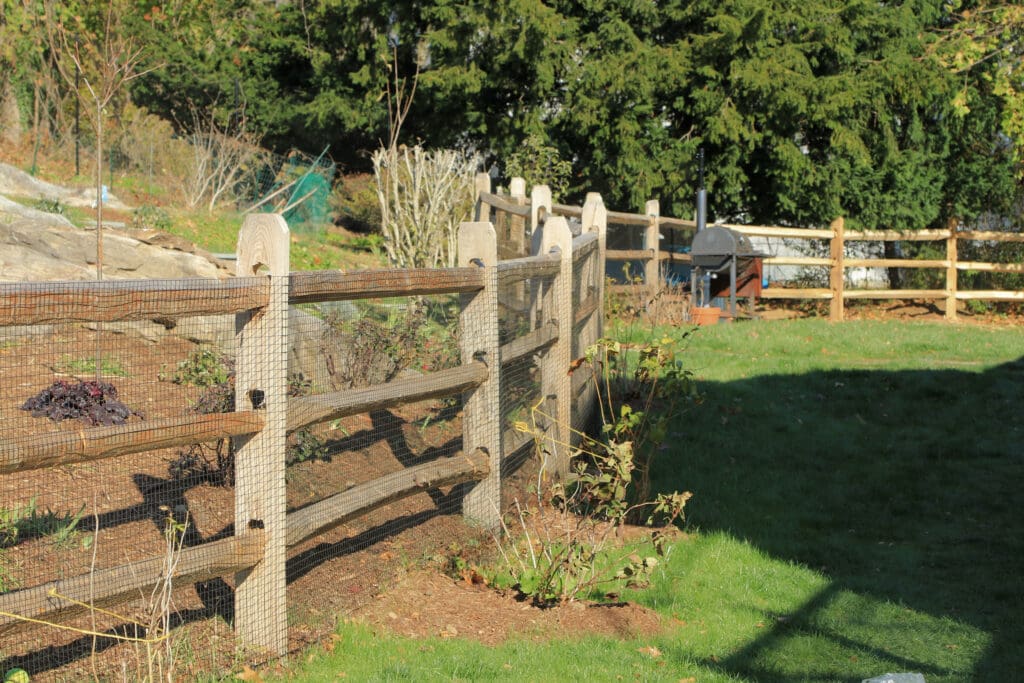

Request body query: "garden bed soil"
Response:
[0, 326, 478, 681]
[349, 568, 664, 647]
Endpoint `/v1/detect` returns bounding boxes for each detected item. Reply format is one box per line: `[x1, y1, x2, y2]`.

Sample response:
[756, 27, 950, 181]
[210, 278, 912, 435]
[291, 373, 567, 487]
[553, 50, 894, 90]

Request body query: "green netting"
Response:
[253, 147, 336, 234]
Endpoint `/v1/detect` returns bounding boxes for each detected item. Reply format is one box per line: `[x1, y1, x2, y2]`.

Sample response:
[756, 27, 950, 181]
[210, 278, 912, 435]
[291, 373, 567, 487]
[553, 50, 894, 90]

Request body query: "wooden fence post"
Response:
[946, 219, 958, 321]
[529, 185, 554, 331]
[458, 221, 502, 529]
[829, 217, 845, 322]
[644, 199, 660, 306]
[474, 172, 491, 222]
[582, 192, 608, 343]
[510, 177, 528, 258]
[233, 213, 290, 655]
[530, 184, 553, 243]
[538, 216, 574, 478]
[578, 193, 607, 432]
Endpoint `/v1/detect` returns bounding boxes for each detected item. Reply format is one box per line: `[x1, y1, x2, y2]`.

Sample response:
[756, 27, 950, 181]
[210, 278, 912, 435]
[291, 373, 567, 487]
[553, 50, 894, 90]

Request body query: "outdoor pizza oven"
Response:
[691, 226, 766, 317]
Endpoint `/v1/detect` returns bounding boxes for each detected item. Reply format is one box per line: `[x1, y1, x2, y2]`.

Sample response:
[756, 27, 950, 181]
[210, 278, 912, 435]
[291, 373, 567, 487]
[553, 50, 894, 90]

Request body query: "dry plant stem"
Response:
[492, 507, 520, 574]
[373, 145, 480, 269]
[514, 498, 537, 570]
[384, 44, 419, 151]
[180, 102, 266, 212]
[90, 507, 101, 682]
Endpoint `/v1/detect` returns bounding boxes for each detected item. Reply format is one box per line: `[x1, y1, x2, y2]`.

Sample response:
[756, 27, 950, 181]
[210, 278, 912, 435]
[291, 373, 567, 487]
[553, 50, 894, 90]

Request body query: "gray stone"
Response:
[862, 674, 926, 683]
[1, 180, 235, 347]
[0, 161, 131, 211]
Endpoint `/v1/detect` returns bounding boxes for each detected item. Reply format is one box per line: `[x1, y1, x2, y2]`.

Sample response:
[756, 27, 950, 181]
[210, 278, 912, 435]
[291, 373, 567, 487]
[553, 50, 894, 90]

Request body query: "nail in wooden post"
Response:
[829, 217, 845, 322]
[234, 213, 289, 655]
[458, 221, 502, 529]
[946, 218, 958, 321]
[644, 200, 660, 307]
[538, 216, 574, 478]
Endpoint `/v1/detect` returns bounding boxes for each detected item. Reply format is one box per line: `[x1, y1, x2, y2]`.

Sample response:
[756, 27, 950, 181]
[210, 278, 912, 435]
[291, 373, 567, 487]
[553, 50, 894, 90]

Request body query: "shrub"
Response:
[330, 172, 381, 233]
[21, 380, 142, 426]
[505, 134, 572, 200]
[31, 195, 67, 216]
[372, 145, 480, 269]
[168, 372, 327, 486]
[130, 204, 173, 231]
[488, 336, 697, 606]
[161, 348, 233, 387]
[320, 302, 449, 390]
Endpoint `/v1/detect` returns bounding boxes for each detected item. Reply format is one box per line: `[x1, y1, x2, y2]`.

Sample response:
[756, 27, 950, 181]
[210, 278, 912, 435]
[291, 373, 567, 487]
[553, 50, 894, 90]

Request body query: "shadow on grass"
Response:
[658, 354, 1024, 682]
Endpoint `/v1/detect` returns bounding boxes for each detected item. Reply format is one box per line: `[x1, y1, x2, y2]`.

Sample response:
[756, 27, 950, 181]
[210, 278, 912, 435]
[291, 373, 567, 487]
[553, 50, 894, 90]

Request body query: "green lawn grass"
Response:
[270, 319, 1022, 682]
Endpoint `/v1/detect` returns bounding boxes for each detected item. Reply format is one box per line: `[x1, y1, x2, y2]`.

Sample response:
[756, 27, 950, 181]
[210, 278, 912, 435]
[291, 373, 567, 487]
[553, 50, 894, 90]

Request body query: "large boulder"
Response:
[0, 161, 132, 211]
[1, 176, 237, 347]
[0, 193, 227, 282]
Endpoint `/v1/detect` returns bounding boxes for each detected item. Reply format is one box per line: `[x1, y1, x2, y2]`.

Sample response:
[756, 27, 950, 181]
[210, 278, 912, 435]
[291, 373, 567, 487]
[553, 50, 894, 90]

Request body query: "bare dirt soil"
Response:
[760, 298, 1024, 327]
[350, 568, 664, 646]
[0, 324, 478, 681]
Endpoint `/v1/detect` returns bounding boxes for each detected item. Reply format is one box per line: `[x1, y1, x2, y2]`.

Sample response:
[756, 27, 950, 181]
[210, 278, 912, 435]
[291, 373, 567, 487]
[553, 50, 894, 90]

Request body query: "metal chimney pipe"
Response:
[696, 148, 707, 233]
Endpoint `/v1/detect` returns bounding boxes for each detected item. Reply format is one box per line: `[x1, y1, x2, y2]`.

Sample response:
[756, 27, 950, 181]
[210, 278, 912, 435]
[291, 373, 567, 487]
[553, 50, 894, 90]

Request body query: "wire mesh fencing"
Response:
[0, 199, 608, 680]
[0, 278, 261, 681]
[283, 291, 471, 639]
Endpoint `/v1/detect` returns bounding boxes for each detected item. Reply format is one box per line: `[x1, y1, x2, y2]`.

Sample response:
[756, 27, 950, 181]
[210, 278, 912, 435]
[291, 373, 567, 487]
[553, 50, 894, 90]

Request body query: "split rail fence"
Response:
[727, 219, 1024, 321]
[477, 179, 1024, 322]
[0, 192, 608, 661]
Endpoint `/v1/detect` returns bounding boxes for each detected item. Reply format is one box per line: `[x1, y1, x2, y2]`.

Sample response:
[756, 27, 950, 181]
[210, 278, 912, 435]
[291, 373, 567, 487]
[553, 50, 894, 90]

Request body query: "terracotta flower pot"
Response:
[691, 306, 721, 326]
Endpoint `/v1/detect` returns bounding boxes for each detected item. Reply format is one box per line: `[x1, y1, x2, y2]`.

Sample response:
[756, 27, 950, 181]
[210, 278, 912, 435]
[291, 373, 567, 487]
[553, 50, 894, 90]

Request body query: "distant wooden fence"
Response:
[0, 196, 608, 656]
[477, 180, 1024, 322]
[475, 175, 694, 305]
[722, 219, 1024, 321]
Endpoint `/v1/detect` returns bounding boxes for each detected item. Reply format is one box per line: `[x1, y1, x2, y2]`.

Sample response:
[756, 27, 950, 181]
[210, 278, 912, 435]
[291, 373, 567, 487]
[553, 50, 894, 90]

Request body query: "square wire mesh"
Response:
[0, 277, 260, 680]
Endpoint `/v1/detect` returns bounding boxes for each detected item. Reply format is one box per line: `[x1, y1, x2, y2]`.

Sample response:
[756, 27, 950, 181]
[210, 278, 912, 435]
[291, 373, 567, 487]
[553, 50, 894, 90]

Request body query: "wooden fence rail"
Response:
[477, 182, 1023, 323]
[726, 219, 1024, 321]
[0, 187, 608, 657]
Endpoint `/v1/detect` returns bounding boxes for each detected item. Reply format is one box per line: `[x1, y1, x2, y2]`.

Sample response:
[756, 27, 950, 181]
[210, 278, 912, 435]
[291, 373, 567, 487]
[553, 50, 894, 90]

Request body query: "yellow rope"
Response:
[0, 589, 170, 643]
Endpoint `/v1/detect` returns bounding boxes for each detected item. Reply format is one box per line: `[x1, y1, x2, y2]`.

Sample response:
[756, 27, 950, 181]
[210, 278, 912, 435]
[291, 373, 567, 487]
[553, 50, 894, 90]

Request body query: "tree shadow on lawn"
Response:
[659, 354, 1024, 682]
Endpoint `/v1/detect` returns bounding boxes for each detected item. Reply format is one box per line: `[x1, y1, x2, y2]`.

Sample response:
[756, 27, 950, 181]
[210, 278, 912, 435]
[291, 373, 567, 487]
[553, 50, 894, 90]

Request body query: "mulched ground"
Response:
[0, 325, 478, 681]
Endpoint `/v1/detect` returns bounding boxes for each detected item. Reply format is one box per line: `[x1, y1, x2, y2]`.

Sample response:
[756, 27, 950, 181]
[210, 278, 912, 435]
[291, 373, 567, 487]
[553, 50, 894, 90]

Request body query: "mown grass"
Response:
[272, 318, 1022, 682]
[653, 318, 1024, 681]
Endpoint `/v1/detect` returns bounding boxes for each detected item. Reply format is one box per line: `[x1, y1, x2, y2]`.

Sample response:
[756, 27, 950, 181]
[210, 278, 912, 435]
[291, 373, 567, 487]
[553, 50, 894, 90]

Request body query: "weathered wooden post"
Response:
[829, 217, 845, 322]
[528, 185, 554, 331]
[474, 172, 491, 222]
[946, 218, 958, 321]
[644, 199, 660, 307]
[577, 193, 608, 430]
[530, 184, 553, 241]
[537, 216, 574, 478]
[584, 193, 608, 345]
[458, 221, 503, 529]
[233, 213, 290, 655]
[509, 177, 528, 258]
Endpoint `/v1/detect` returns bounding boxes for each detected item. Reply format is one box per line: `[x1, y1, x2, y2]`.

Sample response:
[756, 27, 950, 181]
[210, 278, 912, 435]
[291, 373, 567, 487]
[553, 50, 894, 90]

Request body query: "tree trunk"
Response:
[884, 240, 902, 289]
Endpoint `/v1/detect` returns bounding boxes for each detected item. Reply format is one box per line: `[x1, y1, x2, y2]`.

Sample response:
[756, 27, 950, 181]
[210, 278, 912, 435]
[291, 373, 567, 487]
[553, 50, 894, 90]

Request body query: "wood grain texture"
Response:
[0, 412, 263, 475]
